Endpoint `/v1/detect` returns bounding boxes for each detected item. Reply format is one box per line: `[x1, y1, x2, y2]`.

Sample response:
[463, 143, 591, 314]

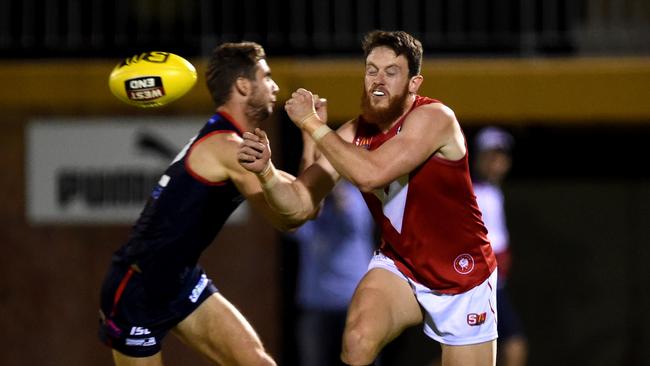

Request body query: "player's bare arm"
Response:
[188, 132, 304, 231]
[238, 94, 340, 221]
[286, 88, 464, 191]
[238, 128, 339, 223]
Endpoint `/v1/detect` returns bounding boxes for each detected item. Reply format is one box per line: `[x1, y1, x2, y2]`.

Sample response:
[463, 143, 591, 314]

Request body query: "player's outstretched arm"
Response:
[184, 131, 298, 231]
[286, 88, 461, 192]
[238, 128, 338, 229]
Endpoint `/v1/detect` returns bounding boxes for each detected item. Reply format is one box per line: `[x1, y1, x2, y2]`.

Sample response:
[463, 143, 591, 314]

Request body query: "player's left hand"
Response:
[238, 128, 272, 174]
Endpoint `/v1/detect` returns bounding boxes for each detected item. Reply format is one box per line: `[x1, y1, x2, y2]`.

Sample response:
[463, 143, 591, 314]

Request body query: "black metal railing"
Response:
[0, 0, 647, 58]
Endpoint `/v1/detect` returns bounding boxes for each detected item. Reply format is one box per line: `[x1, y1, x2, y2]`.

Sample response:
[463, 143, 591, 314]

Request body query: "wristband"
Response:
[257, 162, 279, 189]
[261, 173, 280, 189]
[311, 124, 332, 142]
[297, 111, 318, 128]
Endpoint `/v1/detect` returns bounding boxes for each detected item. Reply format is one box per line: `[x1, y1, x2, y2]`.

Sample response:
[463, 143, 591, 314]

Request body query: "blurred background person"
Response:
[472, 127, 527, 366]
[292, 180, 374, 366]
[290, 130, 375, 366]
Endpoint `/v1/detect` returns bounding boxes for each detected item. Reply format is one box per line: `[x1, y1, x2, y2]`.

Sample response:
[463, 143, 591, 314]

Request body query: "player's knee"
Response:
[245, 348, 276, 366]
[255, 353, 276, 366]
[341, 323, 380, 365]
[222, 345, 275, 366]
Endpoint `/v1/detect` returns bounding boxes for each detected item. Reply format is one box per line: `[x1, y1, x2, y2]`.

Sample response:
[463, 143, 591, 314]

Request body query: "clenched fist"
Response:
[285, 88, 326, 128]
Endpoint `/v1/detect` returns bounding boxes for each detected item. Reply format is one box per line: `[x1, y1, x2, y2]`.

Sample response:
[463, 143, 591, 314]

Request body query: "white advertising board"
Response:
[26, 117, 249, 224]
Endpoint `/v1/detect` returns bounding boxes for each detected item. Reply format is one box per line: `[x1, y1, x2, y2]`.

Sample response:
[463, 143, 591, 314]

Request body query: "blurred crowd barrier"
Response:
[1, 0, 648, 58]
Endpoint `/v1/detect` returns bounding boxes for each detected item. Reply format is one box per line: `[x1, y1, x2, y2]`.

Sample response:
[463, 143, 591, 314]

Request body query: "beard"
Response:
[360, 82, 410, 127]
[245, 83, 272, 122]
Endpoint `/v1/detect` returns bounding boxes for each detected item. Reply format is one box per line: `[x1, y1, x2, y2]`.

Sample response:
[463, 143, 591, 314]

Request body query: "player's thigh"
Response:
[112, 349, 163, 366]
[346, 268, 423, 341]
[440, 339, 496, 366]
[172, 292, 273, 365]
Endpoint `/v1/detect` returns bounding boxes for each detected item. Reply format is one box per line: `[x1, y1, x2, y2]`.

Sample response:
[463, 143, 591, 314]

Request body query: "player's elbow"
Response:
[347, 163, 387, 192]
[270, 216, 302, 232]
[274, 221, 300, 233]
[271, 209, 316, 232]
[350, 176, 382, 193]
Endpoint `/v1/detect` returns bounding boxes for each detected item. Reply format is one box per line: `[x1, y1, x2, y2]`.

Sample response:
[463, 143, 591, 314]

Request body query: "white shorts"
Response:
[368, 251, 498, 346]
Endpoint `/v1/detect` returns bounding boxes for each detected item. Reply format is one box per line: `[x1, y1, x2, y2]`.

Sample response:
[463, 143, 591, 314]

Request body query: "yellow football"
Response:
[108, 51, 197, 107]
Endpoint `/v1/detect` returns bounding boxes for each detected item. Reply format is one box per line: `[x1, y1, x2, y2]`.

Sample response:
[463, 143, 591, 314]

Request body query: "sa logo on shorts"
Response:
[467, 312, 487, 326]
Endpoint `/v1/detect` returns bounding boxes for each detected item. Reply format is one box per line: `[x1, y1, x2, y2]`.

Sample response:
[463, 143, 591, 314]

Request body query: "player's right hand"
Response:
[285, 88, 318, 127]
[238, 128, 272, 174]
[314, 95, 328, 124]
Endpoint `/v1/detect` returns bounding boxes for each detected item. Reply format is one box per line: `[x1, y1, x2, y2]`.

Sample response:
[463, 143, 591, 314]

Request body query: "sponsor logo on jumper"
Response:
[151, 175, 171, 199]
[125, 337, 157, 347]
[130, 326, 151, 336]
[354, 136, 372, 150]
[189, 274, 209, 303]
[125, 76, 165, 101]
[453, 253, 475, 274]
[467, 312, 487, 326]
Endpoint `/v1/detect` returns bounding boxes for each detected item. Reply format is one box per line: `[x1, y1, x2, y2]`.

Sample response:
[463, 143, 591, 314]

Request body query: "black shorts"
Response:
[98, 261, 218, 357]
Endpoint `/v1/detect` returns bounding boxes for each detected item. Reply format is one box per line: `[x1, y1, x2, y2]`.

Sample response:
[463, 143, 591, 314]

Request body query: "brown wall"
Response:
[506, 180, 650, 365]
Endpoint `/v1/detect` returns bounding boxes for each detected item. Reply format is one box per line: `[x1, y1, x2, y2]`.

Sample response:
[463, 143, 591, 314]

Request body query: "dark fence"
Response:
[1, 0, 648, 58]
